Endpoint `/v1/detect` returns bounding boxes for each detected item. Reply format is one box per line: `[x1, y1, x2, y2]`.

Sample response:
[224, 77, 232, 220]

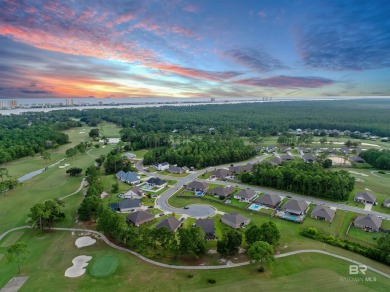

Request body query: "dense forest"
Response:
[360, 149, 390, 170]
[143, 138, 256, 168]
[240, 161, 355, 201]
[49, 99, 390, 137]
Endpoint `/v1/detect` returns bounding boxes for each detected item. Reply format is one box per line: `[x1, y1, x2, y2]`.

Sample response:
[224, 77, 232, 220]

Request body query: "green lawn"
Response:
[1, 229, 390, 291]
[99, 121, 122, 138]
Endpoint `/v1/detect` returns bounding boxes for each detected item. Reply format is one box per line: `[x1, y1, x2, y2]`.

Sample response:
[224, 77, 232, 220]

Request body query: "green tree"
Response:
[0, 167, 9, 182]
[66, 167, 83, 176]
[248, 241, 274, 271]
[7, 241, 29, 274]
[245, 225, 262, 246]
[378, 234, 390, 254]
[217, 229, 242, 255]
[178, 227, 207, 259]
[259, 221, 281, 246]
[65, 148, 78, 158]
[111, 181, 119, 193]
[322, 158, 333, 168]
[78, 195, 100, 222]
[41, 150, 51, 164]
[89, 128, 100, 140]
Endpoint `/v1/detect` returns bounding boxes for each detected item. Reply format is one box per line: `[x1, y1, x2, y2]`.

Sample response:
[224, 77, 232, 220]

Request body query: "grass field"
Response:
[99, 122, 122, 138]
[0, 229, 389, 291]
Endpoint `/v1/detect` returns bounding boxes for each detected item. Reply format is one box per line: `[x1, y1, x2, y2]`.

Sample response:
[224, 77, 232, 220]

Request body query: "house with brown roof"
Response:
[167, 165, 189, 174]
[354, 192, 377, 205]
[186, 181, 208, 192]
[310, 205, 336, 222]
[155, 217, 181, 232]
[280, 199, 309, 215]
[126, 210, 155, 226]
[209, 186, 235, 200]
[120, 186, 144, 199]
[353, 214, 382, 232]
[255, 193, 281, 208]
[212, 169, 231, 179]
[221, 212, 250, 229]
[195, 218, 215, 240]
[229, 164, 253, 174]
[234, 188, 257, 203]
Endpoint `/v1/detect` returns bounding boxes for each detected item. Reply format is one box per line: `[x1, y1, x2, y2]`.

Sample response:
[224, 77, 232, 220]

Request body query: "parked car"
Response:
[148, 206, 154, 209]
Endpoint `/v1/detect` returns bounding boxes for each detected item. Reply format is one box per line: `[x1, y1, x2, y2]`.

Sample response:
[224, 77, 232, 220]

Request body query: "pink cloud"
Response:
[258, 11, 267, 18]
[184, 4, 199, 13]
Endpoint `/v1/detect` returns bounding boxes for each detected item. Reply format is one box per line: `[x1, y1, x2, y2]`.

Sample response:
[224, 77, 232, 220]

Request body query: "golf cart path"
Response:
[0, 226, 389, 279]
[60, 178, 86, 200]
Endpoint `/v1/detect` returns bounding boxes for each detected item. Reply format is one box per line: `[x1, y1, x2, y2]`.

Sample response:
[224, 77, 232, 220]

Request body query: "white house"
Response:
[153, 162, 169, 171]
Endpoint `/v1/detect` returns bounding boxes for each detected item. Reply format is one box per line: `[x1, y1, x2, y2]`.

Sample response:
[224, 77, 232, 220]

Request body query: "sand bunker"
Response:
[100, 191, 109, 199]
[79, 131, 86, 134]
[361, 143, 380, 147]
[65, 255, 92, 278]
[329, 157, 351, 166]
[349, 171, 369, 177]
[75, 236, 96, 248]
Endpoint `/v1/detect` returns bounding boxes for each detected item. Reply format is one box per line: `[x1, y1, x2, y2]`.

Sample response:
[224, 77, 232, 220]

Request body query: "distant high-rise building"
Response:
[65, 98, 73, 106]
[0, 102, 5, 108]
[8, 100, 18, 107]
[210, 97, 216, 102]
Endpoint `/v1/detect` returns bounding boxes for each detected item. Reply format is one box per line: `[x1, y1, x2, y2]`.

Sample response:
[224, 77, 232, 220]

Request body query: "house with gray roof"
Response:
[186, 181, 208, 192]
[281, 154, 294, 161]
[212, 169, 231, 179]
[209, 186, 235, 200]
[146, 177, 167, 187]
[310, 205, 336, 222]
[167, 165, 188, 174]
[234, 189, 257, 203]
[302, 154, 316, 163]
[255, 193, 281, 208]
[280, 147, 290, 153]
[383, 198, 390, 208]
[354, 192, 376, 205]
[109, 198, 141, 213]
[122, 153, 136, 159]
[353, 214, 382, 232]
[280, 199, 309, 215]
[349, 156, 365, 163]
[153, 162, 170, 171]
[221, 212, 250, 229]
[229, 163, 253, 173]
[116, 171, 141, 185]
[120, 186, 144, 199]
[268, 157, 282, 166]
[155, 217, 181, 232]
[126, 210, 155, 226]
[195, 218, 215, 240]
[265, 146, 277, 153]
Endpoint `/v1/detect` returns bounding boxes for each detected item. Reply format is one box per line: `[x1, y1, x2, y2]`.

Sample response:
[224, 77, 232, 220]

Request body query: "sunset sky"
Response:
[1, 0, 389, 99]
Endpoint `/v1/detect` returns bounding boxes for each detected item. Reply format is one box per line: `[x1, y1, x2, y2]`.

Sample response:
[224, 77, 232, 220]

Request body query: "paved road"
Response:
[136, 156, 390, 221]
[1, 226, 389, 278]
[136, 156, 268, 218]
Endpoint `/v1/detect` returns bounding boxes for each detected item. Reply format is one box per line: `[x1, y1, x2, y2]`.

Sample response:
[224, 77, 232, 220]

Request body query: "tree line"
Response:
[240, 161, 355, 201]
[144, 137, 256, 168]
[360, 149, 390, 170]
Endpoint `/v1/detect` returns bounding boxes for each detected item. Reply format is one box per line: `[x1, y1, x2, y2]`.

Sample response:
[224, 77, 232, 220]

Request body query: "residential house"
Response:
[153, 162, 170, 171]
[209, 186, 235, 200]
[229, 163, 253, 174]
[212, 169, 231, 179]
[349, 156, 365, 163]
[255, 193, 281, 208]
[268, 157, 282, 166]
[326, 148, 335, 154]
[310, 205, 336, 222]
[168, 165, 188, 174]
[280, 199, 309, 215]
[155, 217, 181, 232]
[302, 154, 316, 163]
[234, 189, 257, 203]
[298, 147, 310, 154]
[221, 212, 250, 229]
[195, 218, 215, 240]
[354, 148, 364, 155]
[146, 177, 168, 188]
[340, 147, 351, 154]
[122, 153, 136, 159]
[126, 210, 155, 226]
[116, 171, 141, 185]
[265, 146, 277, 153]
[109, 198, 141, 212]
[354, 192, 376, 205]
[281, 154, 294, 161]
[121, 186, 144, 199]
[383, 198, 390, 208]
[353, 214, 382, 232]
[280, 147, 290, 153]
[186, 181, 208, 192]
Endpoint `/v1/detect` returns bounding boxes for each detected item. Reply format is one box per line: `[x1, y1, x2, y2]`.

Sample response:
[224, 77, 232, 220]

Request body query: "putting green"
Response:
[89, 254, 119, 277]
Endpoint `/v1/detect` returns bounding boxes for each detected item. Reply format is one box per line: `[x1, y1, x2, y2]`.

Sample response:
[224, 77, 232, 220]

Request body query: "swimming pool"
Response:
[248, 204, 262, 211]
[278, 212, 303, 223]
[196, 191, 204, 196]
[142, 185, 153, 190]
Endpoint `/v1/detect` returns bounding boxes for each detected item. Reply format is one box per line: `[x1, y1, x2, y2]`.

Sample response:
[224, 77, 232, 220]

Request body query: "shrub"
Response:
[187, 274, 194, 278]
[207, 279, 216, 284]
[378, 171, 385, 174]
[258, 266, 265, 272]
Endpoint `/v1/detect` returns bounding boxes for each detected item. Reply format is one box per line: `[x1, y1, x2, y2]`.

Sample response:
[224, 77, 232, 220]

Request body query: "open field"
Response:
[99, 122, 122, 138]
[1, 229, 390, 291]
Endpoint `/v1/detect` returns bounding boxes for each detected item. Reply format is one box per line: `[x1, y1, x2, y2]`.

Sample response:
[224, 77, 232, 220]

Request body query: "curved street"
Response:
[136, 156, 390, 220]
